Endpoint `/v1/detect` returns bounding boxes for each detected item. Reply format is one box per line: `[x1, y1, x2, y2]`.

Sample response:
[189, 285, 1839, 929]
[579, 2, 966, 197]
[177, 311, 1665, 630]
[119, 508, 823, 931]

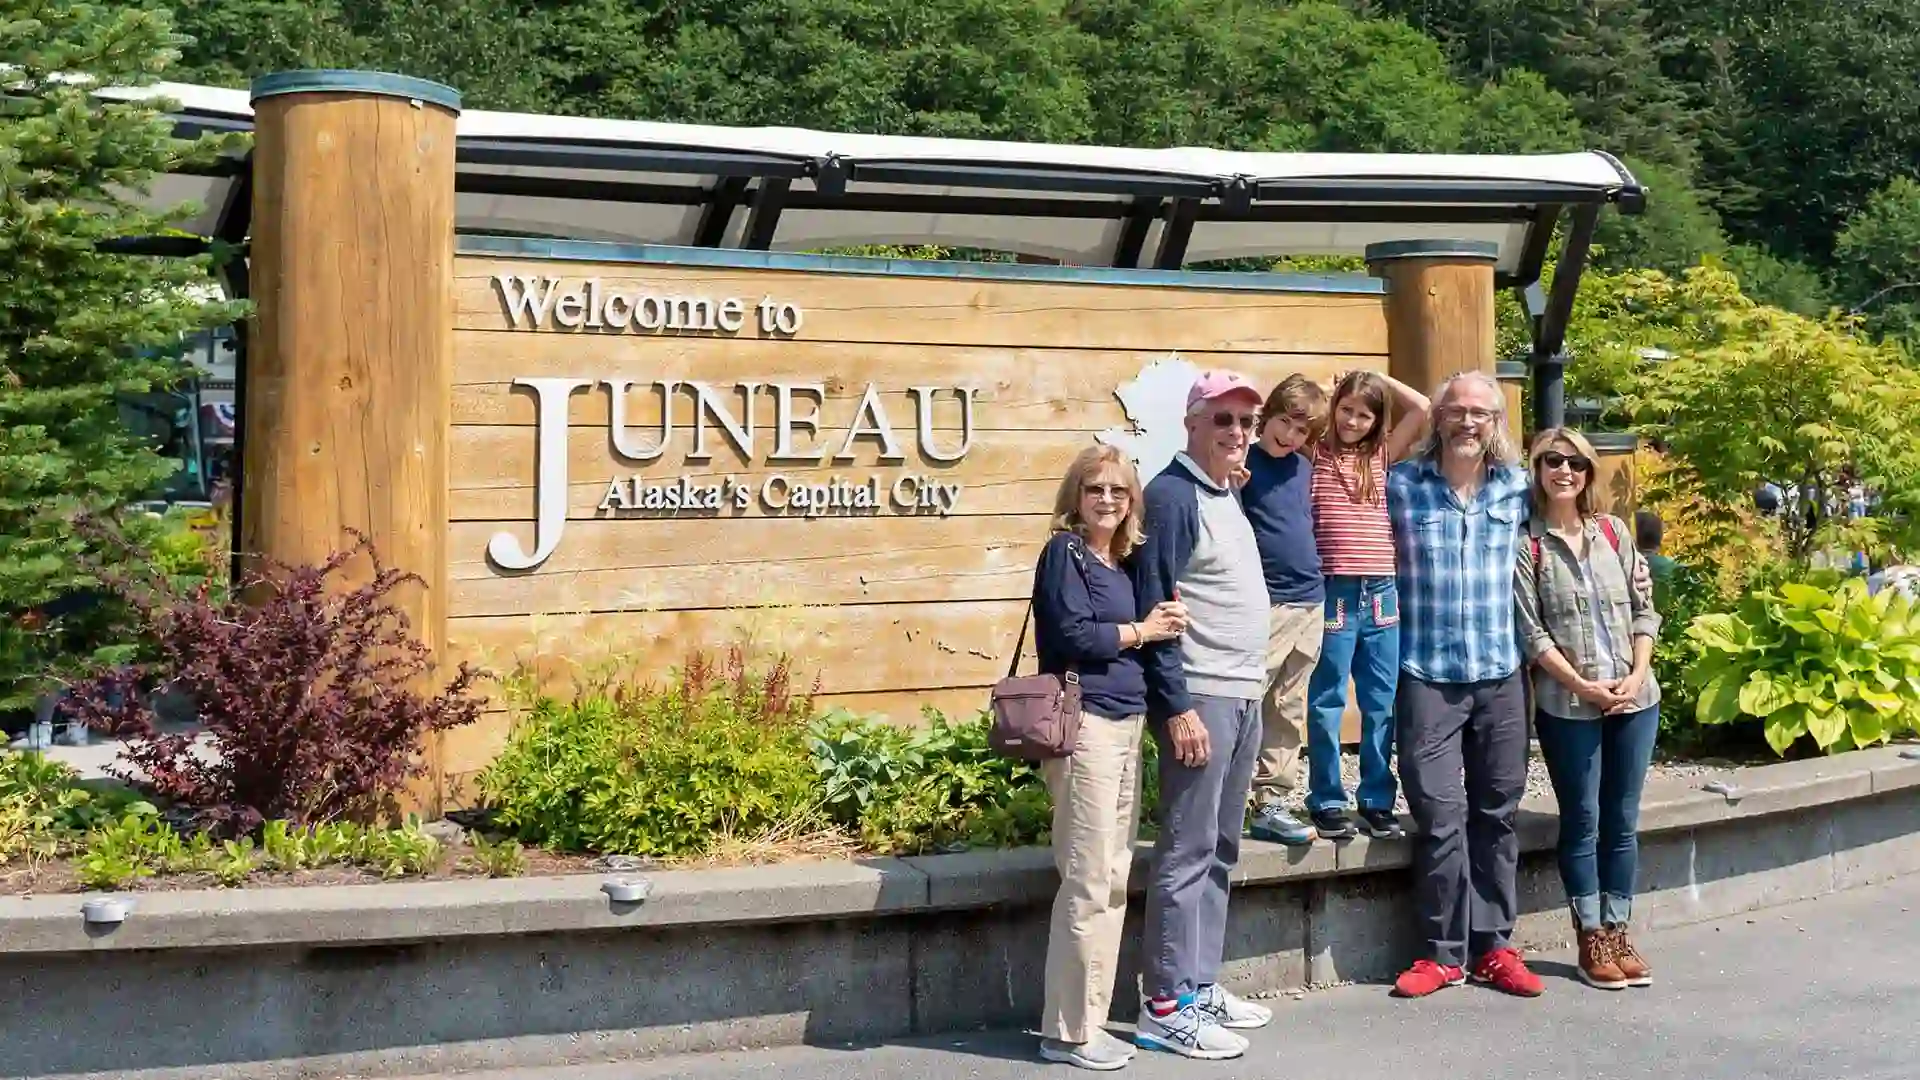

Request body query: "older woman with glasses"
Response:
[1033, 444, 1188, 1071]
[1514, 427, 1661, 992]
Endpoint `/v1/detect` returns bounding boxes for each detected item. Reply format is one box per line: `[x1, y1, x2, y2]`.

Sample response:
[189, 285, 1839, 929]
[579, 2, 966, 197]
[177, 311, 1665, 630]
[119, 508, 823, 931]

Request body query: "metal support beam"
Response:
[1512, 205, 1560, 294]
[742, 178, 791, 251]
[1153, 198, 1198, 270]
[1529, 203, 1600, 432]
[95, 236, 216, 257]
[1110, 196, 1163, 268]
[693, 177, 751, 247]
[215, 165, 253, 587]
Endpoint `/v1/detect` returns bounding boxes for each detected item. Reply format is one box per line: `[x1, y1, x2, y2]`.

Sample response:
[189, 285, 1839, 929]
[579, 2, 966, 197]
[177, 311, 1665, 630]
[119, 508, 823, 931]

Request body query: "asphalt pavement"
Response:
[423, 876, 1920, 1080]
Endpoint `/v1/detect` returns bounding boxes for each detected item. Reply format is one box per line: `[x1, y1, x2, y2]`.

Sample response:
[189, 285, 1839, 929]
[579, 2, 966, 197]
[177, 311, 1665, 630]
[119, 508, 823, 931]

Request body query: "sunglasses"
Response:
[1537, 451, 1593, 472]
[1210, 411, 1258, 432]
[1083, 483, 1131, 501]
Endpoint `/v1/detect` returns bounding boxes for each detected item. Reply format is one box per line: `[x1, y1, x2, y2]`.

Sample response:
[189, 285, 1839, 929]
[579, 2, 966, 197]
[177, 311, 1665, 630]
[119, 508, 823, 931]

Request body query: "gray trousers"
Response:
[1143, 693, 1262, 999]
[1395, 671, 1528, 968]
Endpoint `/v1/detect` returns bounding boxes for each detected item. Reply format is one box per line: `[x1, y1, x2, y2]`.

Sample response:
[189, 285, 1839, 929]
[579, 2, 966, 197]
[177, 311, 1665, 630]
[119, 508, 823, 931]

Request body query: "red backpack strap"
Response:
[1529, 534, 1542, 568]
[1597, 515, 1620, 552]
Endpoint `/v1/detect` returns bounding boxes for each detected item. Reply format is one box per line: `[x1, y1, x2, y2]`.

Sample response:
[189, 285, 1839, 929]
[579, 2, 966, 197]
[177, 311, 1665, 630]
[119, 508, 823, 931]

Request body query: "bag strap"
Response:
[1013, 535, 1099, 680]
[1007, 602, 1033, 679]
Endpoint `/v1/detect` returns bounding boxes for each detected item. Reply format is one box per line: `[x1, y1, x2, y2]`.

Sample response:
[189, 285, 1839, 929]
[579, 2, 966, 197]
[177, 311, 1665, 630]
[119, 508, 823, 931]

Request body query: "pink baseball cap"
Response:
[1186, 370, 1264, 412]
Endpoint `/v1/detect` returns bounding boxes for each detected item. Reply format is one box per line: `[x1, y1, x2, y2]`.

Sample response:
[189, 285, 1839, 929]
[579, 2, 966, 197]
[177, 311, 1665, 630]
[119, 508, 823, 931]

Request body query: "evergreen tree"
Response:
[0, 0, 245, 711]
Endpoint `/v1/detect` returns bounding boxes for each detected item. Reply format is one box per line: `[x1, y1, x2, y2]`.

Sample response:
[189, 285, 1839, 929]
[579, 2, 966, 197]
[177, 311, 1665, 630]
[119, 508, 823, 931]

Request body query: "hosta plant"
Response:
[1687, 575, 1920, 755]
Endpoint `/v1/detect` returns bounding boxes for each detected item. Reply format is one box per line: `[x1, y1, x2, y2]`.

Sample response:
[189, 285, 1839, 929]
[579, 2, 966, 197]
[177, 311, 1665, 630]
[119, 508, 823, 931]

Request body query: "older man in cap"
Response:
[1129, 370, 1274, 1060]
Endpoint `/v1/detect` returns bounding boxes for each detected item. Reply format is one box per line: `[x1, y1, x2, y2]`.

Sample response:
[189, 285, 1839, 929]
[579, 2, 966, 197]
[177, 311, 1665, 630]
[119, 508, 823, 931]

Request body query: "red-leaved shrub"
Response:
[62, 530, 484, 834]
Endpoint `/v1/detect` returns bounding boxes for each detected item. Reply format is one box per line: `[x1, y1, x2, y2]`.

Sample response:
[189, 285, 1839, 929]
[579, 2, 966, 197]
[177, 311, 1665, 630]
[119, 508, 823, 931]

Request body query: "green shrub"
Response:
[807, 708, 1053, 855]
[477, 648, 821, 858]
[1687, 573, 1920, 755]
[1652, 559, 1730, 748]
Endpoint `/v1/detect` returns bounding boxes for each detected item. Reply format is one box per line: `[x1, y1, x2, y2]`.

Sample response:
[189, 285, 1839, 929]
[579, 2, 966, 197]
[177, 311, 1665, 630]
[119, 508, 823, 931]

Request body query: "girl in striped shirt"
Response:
[1301, 371, 1429, 841]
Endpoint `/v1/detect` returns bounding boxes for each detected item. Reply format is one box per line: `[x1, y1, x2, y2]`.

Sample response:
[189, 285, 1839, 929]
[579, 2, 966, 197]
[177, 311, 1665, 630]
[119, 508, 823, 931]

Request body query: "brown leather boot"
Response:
[1608, 925, 1652, 987]
[1576, 925, 1627, 990]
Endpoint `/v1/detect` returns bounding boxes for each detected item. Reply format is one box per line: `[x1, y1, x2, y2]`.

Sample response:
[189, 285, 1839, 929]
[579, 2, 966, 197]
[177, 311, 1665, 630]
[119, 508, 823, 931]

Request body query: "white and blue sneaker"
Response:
[1195, 983, 1273, 1029]
[1134, 997, 1247, 1059]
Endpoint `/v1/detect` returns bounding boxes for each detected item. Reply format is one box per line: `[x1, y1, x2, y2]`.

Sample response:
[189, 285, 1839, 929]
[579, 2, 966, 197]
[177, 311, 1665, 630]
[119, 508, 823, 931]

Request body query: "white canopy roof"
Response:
[102, 80, 1642, 279]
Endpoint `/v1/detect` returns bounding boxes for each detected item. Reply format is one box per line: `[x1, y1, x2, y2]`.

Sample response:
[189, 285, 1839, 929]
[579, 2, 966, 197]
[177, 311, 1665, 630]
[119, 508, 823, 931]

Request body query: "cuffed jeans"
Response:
[1144, 693, 1262, 999]
[1535, 705, 1660, 930]
[1305, 575, 1401, 813]
[1396, 671, 1528, 968]
[1040, 713, 1145, 1042]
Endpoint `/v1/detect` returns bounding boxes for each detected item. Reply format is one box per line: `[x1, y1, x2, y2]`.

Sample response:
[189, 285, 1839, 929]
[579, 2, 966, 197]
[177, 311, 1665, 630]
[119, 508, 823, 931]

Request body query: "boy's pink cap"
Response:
[1186, 370, 1263, 411]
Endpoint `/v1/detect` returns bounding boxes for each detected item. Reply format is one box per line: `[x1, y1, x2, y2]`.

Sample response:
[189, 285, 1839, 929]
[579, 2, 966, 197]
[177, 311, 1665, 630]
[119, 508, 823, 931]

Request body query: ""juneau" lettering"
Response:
[485, 379, 979, 571]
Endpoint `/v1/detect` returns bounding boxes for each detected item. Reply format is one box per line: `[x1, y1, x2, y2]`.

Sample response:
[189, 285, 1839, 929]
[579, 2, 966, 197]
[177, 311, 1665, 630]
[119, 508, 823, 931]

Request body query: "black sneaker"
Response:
[1310, 806, 1358, 840]
[1358, 808, 1405, 839]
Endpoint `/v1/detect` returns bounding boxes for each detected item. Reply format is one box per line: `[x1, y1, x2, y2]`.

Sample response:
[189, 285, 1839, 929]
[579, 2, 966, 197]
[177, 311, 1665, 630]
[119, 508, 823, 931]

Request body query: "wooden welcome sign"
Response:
[241, 78, 1496, 806]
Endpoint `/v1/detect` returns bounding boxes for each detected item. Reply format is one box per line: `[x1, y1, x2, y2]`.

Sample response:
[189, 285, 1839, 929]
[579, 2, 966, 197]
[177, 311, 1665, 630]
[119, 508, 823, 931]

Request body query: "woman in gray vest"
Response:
[1513, 427, 1661, 992]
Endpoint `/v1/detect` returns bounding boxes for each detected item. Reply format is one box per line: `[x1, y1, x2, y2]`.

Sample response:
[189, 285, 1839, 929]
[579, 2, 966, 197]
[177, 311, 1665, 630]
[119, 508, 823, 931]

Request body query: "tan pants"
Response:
[1040, 712, 1145, 1043]
[1251, 602, 1324, 806]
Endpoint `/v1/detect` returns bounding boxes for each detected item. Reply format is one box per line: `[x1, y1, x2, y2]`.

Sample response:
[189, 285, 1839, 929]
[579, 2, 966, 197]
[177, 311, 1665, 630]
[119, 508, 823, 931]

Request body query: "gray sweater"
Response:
[1132, 452, 1271, 714]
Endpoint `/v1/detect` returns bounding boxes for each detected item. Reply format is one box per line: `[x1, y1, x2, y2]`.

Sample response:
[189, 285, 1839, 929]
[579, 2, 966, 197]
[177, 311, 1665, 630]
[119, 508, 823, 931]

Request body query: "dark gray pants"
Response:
[1395, 671, 1528, 968]
[1143, 693, 1262, 999]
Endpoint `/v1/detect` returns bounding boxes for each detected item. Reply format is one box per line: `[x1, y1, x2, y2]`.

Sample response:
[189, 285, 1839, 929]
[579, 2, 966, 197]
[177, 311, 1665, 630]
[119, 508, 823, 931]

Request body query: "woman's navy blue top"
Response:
[1031, 531, 1149, 720]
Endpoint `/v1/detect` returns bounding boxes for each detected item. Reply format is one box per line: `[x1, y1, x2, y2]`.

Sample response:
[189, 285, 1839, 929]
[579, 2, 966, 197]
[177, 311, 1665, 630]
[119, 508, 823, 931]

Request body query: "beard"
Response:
[1444, 429, 1484, 458]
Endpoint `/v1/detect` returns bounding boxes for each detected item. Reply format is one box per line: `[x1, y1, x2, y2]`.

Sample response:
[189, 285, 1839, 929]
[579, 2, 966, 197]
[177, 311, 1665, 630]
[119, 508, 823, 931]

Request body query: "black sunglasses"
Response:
[1210, 411, 1258, 432]
[1537, 451, 1593, 472]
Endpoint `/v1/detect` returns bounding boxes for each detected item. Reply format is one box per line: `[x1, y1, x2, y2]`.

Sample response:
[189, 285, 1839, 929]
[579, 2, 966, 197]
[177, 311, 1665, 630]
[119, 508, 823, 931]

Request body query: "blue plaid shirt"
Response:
[1387, 457, 1532, 684]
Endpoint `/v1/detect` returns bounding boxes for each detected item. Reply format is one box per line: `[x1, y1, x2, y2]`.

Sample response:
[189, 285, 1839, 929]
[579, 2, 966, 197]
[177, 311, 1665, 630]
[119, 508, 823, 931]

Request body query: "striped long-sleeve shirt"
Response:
[1386, 457, 1532, 685]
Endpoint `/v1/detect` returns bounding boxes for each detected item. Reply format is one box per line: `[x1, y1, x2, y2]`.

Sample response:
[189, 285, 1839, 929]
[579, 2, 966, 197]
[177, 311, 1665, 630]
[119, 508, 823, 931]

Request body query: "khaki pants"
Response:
[1251, 602, 1324, 806]
[1040, 712, 1145, 1043]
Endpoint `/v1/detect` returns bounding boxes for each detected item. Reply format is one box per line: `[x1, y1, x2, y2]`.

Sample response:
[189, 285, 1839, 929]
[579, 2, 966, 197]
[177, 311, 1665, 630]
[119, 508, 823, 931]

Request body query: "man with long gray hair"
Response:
[1382, 370, 1542, 999]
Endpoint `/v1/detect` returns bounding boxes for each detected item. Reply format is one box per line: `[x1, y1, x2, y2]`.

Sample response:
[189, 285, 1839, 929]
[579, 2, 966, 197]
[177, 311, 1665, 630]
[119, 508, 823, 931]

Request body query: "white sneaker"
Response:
[1040, 1029, 1136, 1071]
[1134, 999, 1247, 1060]
[1195, 983, 1273, 1030]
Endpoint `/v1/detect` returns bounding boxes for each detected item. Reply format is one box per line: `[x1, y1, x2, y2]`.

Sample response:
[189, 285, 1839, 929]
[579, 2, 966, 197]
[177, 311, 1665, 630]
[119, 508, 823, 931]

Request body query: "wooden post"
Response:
[1365, 239, 1500, 406]
[245, 71, 461, 815]
[1496, 360, 1529, 449]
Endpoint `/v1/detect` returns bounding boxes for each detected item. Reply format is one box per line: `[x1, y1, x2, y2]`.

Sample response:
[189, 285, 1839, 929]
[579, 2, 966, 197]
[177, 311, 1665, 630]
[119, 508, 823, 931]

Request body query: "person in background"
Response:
[1385, 371, 1542, 1000]
[1242, 374, 1330, 848]
[1633, 509, 1678, 603]
[1131, 370, 1274, 1059]
[1299, 371, 1429, 841]
[1515, 428, 1661, 991]
[1033, 445, 1190, 1071]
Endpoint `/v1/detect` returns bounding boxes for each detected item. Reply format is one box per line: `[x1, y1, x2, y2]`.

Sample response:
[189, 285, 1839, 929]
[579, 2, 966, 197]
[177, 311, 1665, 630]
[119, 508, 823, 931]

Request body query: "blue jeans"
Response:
[1535, 705, 1660, 929]
[1305, 575, 1400, 814]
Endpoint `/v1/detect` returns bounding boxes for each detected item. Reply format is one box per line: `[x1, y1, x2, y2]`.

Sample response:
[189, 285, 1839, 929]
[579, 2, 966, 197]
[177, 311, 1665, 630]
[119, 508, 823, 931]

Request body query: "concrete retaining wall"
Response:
[7, 748, 1920, 1080]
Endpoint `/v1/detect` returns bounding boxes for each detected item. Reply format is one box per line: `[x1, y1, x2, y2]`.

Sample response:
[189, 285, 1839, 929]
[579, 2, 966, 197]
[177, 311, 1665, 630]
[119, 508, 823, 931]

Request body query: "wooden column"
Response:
[245, 71, 461, 814]
[1365, 239, 1500, 406]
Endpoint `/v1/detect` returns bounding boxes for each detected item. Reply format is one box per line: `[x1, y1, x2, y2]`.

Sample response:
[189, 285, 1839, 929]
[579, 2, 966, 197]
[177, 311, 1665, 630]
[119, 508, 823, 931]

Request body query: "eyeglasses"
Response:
[1537, 451, 1593, 472]
[1083, 484, 1131, 501]
[1440, 406, 1497, 425]
[1210, 411, 1258, 432]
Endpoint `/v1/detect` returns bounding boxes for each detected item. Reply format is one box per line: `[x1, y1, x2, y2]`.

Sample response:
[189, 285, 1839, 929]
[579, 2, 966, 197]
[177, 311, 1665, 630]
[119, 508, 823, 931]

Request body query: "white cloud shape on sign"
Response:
[1096, 353, 1200, 483]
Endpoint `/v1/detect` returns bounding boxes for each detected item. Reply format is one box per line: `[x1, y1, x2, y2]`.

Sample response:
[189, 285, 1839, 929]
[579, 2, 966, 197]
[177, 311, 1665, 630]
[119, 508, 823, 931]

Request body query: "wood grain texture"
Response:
[447, 514, 1048, 616]
[450, 335, 1375, 430]
[1592, 445, 1638, 518]
[444, 598, 1032, 700]
[454, 256, 1390, 354]
[247, 90, 457, 811]
[1371, 256, 1497, 398]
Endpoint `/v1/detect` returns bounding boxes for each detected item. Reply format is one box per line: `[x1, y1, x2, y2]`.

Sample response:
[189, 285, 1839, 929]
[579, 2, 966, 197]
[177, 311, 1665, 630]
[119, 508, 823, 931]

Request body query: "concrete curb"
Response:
[4, 746, 1916, 956]
[7, 745, 1920, 1080]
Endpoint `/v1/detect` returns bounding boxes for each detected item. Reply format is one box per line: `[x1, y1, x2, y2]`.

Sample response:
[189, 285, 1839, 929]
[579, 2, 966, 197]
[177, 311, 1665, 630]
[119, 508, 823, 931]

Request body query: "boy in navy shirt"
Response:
[1241, 374, 1327, 846]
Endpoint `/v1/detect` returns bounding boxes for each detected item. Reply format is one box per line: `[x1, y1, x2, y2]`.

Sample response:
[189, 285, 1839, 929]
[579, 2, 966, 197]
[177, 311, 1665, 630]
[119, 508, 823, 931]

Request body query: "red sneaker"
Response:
[1471, 947, 1544, 997]
[1391, 959, 1466, 998]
